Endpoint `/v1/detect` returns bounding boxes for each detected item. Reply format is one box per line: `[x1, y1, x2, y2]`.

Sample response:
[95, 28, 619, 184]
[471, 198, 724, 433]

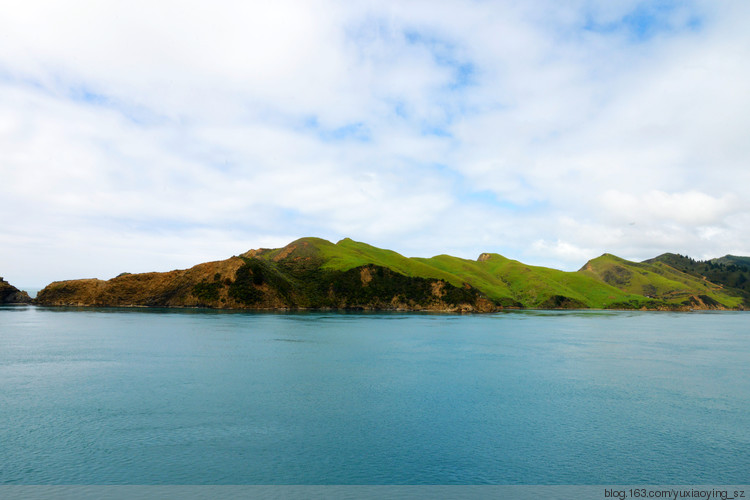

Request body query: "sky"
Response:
[2, 0, 750, 288]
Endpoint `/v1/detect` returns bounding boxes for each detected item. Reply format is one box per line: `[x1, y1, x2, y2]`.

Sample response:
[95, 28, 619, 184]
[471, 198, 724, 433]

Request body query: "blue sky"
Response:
[1, 0, 749, 287]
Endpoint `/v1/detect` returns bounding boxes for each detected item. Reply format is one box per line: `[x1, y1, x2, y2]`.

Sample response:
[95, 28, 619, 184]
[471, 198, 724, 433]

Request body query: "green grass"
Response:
[580, 254, 743, 308]
[646, 253, 750, 300]
[235, 245, 485, 309]
[440, 253, 650, 309]
[255, 238, 655, 309]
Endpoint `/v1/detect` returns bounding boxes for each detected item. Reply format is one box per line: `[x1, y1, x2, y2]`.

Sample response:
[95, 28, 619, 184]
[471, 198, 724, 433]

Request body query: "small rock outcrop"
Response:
[0, 277, 32, 304]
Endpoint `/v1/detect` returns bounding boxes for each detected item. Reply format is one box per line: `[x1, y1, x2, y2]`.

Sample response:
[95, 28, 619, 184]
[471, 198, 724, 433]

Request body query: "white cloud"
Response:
[2, 0, 750, 286]
[600, 190, 738, 226]
[531, 239, 597, 267]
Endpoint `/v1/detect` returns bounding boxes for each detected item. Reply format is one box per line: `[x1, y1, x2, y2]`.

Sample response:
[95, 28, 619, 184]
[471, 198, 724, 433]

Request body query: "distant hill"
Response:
[34, 238, 747, 311]
[713, 255, 750, 268]
[644, 253, 750, 298]
[581, 253, 746, 309]
[0, 277, 32, 304]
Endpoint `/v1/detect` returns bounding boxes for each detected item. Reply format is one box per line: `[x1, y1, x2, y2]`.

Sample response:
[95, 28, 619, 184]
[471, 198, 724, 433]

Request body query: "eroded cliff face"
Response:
[0, 278, 32, 304]
[34, 254, 498, 312]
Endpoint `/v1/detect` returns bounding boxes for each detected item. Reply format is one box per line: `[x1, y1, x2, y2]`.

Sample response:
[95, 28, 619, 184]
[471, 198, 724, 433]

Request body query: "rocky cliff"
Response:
[0, 277, 32, 304]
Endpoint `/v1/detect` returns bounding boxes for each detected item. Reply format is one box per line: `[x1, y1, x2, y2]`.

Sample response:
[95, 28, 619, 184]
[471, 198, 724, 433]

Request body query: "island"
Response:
[34, 237, 749, 311]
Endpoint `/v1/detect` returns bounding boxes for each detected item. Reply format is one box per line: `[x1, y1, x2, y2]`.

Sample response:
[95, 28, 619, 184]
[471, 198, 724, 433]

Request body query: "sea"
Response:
[0, 306, 748, 487]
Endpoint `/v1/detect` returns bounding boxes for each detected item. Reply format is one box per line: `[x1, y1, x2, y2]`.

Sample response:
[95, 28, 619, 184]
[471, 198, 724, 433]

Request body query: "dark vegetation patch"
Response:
[698, 295, 721, 307]
[0, 281, 30, 303]
[226, 256, 494, 309]
[325, 265, 480, 308]
[538, 295, 587, 309]
[493, 296, 525, 308]
[649, 253, 750, 293]
[682, 295, 721, 308]
[608, 299, 647, 310]
[647, 253, 750, 308]
[228, 259, 272, 304]
[192, 281, 222, 302]
[602, 266, 631, 286]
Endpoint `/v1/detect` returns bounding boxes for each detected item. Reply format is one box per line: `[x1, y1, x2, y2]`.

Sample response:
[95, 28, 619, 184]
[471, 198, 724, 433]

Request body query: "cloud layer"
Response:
[2, 0, 749, 286]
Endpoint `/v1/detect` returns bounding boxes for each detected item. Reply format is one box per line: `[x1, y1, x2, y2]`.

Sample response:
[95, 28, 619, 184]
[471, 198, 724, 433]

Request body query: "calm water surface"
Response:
[1, 307, 748, 484]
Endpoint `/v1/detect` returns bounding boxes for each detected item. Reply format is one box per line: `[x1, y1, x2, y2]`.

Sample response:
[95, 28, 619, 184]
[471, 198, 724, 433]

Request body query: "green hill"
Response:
[250, 238, 653, 309]
[415, 253, 654, 309]
[643, 253, 750, 303]
[713, 255, 750, 268]
[580, 253, 745, 309]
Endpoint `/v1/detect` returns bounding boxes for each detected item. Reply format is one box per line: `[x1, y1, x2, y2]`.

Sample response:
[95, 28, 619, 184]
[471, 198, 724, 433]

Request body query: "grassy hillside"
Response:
[580, 253, 744, 309]
[417, 253, 653, 309]
[645, 253, 750, 298]
[251, 238, 654, 309]
[714, 255, 750, 268]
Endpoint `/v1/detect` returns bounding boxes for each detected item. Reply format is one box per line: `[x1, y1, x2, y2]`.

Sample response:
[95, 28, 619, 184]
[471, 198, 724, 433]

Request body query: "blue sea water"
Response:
[0, 307, 748, 485]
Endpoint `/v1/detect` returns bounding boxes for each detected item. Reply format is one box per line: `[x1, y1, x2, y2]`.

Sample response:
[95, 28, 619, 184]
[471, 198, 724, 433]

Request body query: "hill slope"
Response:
[0, 277, 32, 304]
[36, 238, 496, 312]
[645, 253, 750, 298]
[35, 238, 746, 311]
[252, 238, 652, 309]
[579, 254, 745, 309]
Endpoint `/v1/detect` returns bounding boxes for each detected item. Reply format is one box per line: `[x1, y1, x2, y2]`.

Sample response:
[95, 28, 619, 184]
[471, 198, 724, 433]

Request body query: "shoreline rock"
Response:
[0, 277, 32, 304]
